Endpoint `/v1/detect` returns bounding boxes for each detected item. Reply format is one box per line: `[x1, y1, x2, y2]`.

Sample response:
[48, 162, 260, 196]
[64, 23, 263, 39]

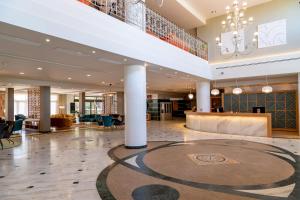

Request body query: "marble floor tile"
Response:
[0, 120, 299, 200]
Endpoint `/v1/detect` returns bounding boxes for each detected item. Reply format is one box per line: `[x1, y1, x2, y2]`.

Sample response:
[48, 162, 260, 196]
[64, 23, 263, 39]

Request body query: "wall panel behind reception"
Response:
[224, 91, 297, 130]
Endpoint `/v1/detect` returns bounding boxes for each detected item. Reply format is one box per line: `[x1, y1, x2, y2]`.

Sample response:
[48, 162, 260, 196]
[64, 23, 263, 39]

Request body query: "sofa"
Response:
[79, 114, 101, 122]
[51, 114, 75, 128]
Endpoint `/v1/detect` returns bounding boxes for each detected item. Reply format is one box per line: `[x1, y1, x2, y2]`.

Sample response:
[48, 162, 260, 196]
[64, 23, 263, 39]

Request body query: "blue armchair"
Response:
[102, 116, 114, 128]
[13, 119, 23, 133]
[15, 114, 26, 121]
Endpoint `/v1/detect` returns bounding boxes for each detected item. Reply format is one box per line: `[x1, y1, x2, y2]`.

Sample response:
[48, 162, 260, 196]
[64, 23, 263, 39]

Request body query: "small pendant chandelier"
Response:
[262, 76, 273, 94]
[187, 84, 194, 100]
[188, 93, 194, 100]
[211, 80, 220, 96]
[233, 80, 243, 95]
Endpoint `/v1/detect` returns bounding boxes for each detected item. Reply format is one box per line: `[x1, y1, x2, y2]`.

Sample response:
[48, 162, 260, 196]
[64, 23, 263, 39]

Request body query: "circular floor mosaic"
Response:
[96, 140, 300, 200]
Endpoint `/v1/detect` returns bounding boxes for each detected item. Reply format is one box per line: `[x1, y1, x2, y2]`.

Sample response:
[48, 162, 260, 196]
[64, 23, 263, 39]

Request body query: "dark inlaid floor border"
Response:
[96, 140, 300, 200]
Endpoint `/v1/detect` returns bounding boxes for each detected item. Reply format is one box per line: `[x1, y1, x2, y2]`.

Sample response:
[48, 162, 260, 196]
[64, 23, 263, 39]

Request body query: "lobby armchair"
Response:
[102, 116, 114, 128]
[13, 119, 23, 134]
[0, 121, 14, 150]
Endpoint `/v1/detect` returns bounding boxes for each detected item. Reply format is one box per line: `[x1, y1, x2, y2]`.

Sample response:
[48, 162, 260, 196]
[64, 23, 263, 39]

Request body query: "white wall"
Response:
[197, 0, 300, 80]
[212, 51, 300, 80]
[0, 0, 211, 79]
[197, 0, 300, 63]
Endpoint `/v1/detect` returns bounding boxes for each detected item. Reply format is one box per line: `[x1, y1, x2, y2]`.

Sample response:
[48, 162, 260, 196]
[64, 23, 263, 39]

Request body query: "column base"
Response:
[125, 145, 147, 149]
[39, 130, 51, 133]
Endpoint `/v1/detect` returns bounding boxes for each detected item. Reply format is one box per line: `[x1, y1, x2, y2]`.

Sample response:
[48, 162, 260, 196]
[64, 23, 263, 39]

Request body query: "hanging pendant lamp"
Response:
[211, 80, 220, 96]
[262, 76, 273, 94]
[233, 80, 242, 95]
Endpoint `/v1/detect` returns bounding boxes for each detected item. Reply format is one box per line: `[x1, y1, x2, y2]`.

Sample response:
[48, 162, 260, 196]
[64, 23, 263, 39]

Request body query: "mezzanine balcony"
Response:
[78, 0, 208, 60]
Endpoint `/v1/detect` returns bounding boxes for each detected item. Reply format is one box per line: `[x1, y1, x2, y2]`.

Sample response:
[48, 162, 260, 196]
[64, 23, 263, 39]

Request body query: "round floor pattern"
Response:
[96, 140, 300, 200]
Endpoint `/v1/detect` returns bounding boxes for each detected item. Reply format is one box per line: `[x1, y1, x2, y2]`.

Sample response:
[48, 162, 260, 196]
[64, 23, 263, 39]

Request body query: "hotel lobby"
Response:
[0, 0, 300, 199]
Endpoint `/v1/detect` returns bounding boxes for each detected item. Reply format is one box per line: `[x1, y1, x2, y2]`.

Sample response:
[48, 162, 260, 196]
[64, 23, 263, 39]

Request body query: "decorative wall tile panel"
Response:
[224, 94, 232, 112]
[248, 102, 257, 112]
[248, 94, 257, 102]
[266, 102, 275, 112]
[223, 91, 297, 130]
[276, 101, 285, 111]
[276, 93, 286, 102]
[286, 120, 297, 129]
[257, 94, 266, 107]
[231, 95, 239, 112]
[266, 94, 275, 102]
[28, 88, 40, 119]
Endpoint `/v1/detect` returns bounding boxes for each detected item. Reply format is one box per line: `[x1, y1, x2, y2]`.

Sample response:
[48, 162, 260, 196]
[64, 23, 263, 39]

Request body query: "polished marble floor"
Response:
[1, 120, 300, 200]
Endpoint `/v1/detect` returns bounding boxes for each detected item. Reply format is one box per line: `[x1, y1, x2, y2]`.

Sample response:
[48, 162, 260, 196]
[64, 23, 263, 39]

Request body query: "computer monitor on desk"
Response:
[253, 107, 265, 113]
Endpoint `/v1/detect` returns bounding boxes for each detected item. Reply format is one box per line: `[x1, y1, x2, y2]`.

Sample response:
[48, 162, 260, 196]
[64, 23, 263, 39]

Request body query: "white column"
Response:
[125, 0, 146, 31]
[196, 80, 211, 112]
[124, 65, 147, 148]
[5, 88, 14, 121]
[39, 86, 51, 133]
[79, 92, 85, 115]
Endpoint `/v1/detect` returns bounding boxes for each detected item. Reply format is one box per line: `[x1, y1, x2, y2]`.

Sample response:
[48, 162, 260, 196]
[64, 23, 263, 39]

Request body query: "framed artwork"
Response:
[258, 19, 287, 48]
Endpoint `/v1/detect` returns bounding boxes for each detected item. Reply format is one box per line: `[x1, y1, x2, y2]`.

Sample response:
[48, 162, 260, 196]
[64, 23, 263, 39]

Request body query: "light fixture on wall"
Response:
[233, 80, 243, 95]
[215, 0, 258, 58]
[262, 76, 273, 94]
[211, 80, 220, 96]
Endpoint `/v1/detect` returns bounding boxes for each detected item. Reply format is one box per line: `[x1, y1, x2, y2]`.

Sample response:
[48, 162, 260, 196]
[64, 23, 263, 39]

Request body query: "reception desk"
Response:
[185, 111, 272, 137]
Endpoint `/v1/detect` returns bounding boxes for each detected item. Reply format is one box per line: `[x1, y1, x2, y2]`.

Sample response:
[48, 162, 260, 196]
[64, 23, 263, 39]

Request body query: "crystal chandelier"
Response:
[215, 0, 258, 57]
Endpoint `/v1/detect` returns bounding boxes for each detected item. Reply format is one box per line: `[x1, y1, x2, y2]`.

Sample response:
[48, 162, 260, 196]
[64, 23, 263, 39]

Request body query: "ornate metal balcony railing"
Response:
[78, 0, 208, 60]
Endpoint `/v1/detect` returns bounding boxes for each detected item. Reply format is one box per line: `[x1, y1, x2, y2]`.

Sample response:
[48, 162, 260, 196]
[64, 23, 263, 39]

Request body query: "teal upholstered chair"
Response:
[13, 119, 23, 133]
[102, 116, 114, 128]
[15, 114, 26, 121]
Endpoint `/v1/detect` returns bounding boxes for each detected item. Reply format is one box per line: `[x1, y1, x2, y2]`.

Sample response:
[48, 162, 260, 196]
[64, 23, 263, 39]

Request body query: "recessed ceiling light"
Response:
[92, 50, 96, 54]
[86, 74, 91, 77]
[45, 38, 51, 43]
[68, 77, 72, 80]
[120, 79, 124, 82]
[19, 72, 24, 75]
[37, 67, 43, 70]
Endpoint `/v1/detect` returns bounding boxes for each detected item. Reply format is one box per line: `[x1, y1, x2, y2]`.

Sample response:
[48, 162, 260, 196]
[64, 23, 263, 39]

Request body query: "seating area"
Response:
[81, 114, 125, 128]
[50, 114, 75, 128]
[0, 121, 16, 150]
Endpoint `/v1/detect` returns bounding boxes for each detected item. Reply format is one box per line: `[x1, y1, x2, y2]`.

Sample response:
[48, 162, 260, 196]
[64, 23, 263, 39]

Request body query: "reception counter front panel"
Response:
[185, 112, 272, 137]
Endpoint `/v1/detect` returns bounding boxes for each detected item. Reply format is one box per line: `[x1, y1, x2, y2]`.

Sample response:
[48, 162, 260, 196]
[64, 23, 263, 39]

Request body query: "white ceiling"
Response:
[0, 22, 201, 94]
[146, 0, 271, 29]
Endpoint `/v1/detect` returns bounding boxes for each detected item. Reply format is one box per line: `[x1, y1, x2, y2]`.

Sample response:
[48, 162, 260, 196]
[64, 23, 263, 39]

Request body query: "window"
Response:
[51, 94, 58, 115]
[14, 93, 28, 116]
